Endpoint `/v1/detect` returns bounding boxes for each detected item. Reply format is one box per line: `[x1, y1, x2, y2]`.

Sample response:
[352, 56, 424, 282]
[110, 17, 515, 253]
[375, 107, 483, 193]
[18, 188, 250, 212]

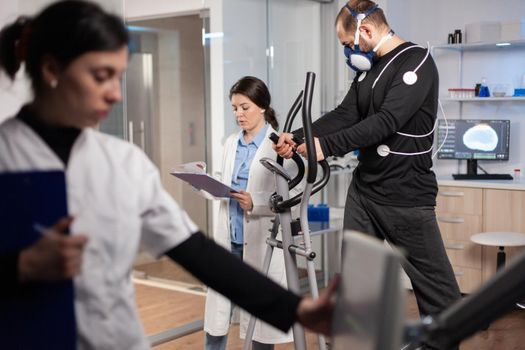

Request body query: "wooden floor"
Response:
[135, 283, 319, 349]
[135, 283, 205, 336]
[135, 258, 204, 288]
[135, 282, 525, 349]
[153, 326, 320, 350]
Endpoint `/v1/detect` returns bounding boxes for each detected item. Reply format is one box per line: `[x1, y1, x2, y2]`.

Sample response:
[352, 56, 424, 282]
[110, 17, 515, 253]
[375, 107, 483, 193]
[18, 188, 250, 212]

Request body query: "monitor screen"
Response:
[436, 119, 510, 160]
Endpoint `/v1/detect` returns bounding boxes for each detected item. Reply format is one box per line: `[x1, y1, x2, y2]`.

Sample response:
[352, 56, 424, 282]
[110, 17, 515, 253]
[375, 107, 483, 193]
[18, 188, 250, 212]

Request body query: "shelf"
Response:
[440, 96, 525, 102]
[432, 39, 525, 52]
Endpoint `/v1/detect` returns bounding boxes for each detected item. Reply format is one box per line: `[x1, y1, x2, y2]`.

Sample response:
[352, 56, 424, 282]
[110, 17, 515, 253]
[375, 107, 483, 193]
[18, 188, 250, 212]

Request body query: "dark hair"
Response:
[229, 76, 279, 131]
[335, 0, 389, 34]
[0, 0, 128, 92]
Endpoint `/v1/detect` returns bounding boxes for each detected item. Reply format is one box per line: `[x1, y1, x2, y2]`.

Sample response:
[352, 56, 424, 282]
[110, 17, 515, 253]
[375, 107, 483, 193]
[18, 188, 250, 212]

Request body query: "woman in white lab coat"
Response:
[0, 2, 336, 349]
[204, 76, 295, 350]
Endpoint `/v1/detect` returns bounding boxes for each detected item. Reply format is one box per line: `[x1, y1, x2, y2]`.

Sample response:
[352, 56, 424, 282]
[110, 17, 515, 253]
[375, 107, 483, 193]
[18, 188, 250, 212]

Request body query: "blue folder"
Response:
[0, 171, 77, 349]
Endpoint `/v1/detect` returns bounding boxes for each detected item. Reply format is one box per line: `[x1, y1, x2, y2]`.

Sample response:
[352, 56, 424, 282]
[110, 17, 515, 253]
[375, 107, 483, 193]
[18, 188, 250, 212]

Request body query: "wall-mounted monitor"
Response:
[436, 119, 512, 180]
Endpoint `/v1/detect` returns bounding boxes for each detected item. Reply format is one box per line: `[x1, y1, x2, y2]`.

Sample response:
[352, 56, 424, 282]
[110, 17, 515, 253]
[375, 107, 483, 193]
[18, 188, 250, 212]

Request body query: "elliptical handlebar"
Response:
[267, 71, 331, 212]
[283, 91, 304, 136]
[302, 72, 318, 184]
[269, 133, 305, 191]
[270, 90, 305, 190]
[256, 72, 330, 350]
[268, 132, 330, 211]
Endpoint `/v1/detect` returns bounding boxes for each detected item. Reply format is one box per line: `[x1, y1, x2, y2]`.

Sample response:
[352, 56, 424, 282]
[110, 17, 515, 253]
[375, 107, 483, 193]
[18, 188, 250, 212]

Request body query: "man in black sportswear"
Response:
[275, 1, 460, 349]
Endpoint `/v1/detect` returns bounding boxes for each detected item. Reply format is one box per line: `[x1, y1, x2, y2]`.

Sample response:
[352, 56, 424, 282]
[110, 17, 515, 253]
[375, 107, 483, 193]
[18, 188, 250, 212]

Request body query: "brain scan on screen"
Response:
[462, 124, 498, 152]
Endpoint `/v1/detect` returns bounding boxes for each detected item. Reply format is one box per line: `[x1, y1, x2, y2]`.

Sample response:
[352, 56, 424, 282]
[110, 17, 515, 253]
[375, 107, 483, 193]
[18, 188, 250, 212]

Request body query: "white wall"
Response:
[267, 0, 322, 132]
[221, 0, 267, 136]
[221, 0, 322, 135]
[0, 0, 124, 123]
[385, 0, 525, 176]
[0, 0, 30, 123]
[387, 0, 525, 46]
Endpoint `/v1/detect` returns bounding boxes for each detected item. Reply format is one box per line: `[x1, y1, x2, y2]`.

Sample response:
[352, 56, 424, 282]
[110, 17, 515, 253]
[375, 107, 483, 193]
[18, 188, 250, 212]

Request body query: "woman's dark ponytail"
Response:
[0, 17, 30, 80]
[265, 107, 279, 131]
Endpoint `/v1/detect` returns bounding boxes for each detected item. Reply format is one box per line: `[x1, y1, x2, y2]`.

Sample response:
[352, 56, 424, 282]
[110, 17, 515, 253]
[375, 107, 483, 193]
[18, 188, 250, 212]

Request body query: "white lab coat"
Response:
[0, 117, 197, 350]
[203, 126, 296, 344]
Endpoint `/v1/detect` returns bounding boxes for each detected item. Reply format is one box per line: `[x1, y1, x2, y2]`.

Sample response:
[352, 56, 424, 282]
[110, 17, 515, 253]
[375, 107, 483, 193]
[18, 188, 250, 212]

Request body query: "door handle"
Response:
[439, 191, 465, 197]
[446, 243, 465, 250]
[438, 216, 465, 224]
[128, 121, 134, 144]
[140, 120, 145, 150]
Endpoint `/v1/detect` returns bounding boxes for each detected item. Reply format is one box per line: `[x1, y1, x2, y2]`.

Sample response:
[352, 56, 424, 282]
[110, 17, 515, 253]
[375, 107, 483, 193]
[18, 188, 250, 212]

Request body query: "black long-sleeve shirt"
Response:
[167, 232, 299, 331]
[296, 42, 438, 207]
[2, 108, 300, 332]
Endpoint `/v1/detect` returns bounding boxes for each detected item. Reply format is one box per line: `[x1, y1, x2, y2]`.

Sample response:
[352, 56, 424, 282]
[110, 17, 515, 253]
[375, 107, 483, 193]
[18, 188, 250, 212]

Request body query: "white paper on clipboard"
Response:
[170, 162, 237, 198]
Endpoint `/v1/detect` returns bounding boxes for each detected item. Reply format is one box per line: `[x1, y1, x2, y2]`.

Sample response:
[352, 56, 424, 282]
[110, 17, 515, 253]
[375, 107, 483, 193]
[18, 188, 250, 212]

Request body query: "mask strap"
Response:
[354, 18, 363, 46]
[372, 30, 394, 53]
[346, 4, 379, 18]
[345, 4, 380, 47]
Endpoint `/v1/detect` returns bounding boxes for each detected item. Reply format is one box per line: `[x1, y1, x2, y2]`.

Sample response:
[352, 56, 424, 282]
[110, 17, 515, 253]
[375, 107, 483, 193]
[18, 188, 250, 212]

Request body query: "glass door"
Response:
[266, 0, 331, 289]
[267, 0, 322, 129]
[128, 14, 211, 292]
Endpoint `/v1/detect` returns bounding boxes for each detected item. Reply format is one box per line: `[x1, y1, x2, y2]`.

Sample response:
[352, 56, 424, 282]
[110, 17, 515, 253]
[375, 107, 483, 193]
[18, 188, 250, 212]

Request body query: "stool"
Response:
[471, 231, 525, 309]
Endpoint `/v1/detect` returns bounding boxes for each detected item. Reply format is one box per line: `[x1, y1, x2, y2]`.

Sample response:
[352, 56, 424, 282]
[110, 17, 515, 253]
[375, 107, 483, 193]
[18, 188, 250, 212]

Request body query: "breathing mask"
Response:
[343, 4, 393, 72]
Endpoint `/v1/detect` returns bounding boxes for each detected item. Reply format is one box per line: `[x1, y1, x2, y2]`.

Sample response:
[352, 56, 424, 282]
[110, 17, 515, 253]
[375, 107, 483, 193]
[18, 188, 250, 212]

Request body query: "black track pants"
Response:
[344, 183, 461, 350]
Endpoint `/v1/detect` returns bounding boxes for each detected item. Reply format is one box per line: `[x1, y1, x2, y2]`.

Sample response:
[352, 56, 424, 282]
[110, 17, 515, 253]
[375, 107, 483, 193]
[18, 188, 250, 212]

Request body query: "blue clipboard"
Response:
[0, 170, 77, 349]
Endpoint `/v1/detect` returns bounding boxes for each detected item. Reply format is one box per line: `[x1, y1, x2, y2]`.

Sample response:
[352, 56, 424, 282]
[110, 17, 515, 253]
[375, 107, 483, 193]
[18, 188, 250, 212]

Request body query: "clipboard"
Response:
[0, 170, 77, 349]
[170, 172, 237, 198]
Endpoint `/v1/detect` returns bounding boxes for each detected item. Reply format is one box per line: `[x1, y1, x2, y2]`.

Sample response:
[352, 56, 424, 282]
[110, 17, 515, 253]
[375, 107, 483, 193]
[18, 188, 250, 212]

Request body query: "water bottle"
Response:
[479, 77, 490, 97]
[454, 29, 462, 44]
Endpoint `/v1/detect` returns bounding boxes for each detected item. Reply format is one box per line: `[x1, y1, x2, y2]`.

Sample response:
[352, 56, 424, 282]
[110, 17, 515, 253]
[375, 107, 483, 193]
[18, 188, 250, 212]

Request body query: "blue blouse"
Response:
[229, 124, 269, 244]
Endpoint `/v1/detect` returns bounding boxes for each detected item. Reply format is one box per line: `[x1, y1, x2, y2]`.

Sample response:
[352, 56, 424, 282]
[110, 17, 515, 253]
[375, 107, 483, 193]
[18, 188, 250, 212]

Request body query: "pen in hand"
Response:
[19, 218, 88, 281]
[33, 223, 50, 235]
